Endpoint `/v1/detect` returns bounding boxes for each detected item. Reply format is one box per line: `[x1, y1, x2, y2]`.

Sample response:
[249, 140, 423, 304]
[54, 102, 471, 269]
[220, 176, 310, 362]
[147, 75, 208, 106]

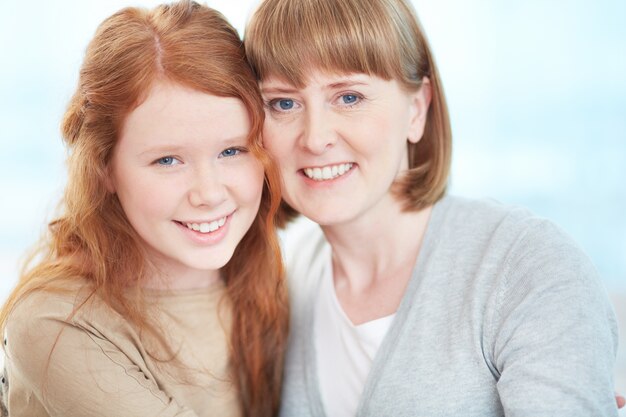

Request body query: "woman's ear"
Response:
[407, 77, 432, 144]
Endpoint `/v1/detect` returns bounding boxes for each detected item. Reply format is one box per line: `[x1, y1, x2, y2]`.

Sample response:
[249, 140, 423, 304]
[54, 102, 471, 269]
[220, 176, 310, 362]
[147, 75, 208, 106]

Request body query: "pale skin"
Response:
[109, 81, 264, 290]
[261, 71, 431, 324]
[261, 69, 625, 408]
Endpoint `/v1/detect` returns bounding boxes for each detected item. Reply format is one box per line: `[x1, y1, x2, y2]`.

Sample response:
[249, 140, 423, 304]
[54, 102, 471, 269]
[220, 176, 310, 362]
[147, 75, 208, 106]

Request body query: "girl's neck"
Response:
[141, 262, 222, 291]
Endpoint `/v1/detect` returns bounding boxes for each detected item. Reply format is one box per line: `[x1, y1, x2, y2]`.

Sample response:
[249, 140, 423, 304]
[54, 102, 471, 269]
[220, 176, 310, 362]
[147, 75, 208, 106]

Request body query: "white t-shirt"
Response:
[314, 261, 395, 417]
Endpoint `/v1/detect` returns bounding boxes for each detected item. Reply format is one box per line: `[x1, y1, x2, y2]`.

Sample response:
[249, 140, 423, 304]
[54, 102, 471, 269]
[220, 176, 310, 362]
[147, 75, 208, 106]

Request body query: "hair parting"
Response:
[1, 2, 288, 415]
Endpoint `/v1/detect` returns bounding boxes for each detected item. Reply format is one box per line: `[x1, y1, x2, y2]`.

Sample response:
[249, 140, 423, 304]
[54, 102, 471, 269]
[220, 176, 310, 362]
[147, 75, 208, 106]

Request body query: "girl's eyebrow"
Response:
[139, 145, 185, 157]
[138, 135, 248, 157]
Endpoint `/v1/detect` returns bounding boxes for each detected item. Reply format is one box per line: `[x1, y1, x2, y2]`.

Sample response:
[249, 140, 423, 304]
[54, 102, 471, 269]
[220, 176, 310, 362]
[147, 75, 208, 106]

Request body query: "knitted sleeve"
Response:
[3, 290, 198, 417]
[490, 219, 618, 417]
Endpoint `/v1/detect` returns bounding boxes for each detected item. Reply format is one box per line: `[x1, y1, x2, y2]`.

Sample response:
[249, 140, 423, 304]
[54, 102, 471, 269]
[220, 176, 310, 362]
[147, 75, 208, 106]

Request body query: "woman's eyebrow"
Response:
[261, 80, 369, 94]
[326, 80, 368, 89]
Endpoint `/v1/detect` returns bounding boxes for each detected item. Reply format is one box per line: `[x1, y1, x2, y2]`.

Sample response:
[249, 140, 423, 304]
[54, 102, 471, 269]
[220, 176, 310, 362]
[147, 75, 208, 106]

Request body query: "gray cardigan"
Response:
[280, 195, 618, 417]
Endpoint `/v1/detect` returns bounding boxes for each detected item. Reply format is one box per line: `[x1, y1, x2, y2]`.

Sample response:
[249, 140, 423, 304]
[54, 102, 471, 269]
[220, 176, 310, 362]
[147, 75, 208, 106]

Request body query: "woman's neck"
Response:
[320, 197, 432, 324]
[323, 198, 431, 275]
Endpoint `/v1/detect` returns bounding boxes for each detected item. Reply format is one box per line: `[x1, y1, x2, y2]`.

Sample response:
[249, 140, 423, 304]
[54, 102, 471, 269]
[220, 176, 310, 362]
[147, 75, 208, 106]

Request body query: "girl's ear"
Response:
[104, 163, 116, 194]
[407, 77, 432, 144]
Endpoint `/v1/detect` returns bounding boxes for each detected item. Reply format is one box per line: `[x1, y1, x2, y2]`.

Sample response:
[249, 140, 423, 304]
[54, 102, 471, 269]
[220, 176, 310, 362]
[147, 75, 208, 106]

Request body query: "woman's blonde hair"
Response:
[245, 0, 452, 224]
[0, 2, 288, 415]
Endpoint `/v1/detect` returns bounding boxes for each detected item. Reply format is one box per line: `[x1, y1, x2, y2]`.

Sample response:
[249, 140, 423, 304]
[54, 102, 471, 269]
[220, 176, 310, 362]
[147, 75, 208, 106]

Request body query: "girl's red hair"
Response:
[0, 2, 288, 415]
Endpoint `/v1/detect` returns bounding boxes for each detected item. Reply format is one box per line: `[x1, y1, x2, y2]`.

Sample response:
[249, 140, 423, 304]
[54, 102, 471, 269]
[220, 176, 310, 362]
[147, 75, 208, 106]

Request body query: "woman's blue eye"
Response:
[220, 148, 241, 158]
[342, 94, 359, 105]
[156, 156, 179, 165]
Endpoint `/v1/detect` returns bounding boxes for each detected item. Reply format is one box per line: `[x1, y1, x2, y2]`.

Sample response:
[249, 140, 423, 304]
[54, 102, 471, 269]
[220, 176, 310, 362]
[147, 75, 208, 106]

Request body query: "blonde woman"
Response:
[245, 0, 619, 416]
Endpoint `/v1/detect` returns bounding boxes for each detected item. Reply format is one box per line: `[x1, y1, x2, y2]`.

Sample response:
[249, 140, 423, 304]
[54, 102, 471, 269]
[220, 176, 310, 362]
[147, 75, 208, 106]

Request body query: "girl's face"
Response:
[109, 81, 264, 288]
[260, 71, 429, 227]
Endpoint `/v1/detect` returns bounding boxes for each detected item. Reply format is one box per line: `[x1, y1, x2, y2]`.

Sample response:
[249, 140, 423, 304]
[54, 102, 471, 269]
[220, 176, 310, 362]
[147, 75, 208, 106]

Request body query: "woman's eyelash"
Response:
[263, 92, 365, 112]
[338, 92, 364, 107]
[265, 98, 297, 112]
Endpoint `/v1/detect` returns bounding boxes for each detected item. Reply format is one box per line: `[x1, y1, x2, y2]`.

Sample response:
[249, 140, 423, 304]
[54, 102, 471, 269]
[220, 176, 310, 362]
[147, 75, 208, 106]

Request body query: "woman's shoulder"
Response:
[437, 195, 537, 228]
[436, 195, 575, 247]
[434, 195, 600, 285]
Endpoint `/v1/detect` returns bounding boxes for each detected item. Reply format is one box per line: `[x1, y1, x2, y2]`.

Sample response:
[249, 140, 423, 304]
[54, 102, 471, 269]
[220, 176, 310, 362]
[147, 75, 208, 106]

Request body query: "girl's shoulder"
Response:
[8, 278, 111, 326]
[4, 278, 133, 367]
[1, 283, 206, 416]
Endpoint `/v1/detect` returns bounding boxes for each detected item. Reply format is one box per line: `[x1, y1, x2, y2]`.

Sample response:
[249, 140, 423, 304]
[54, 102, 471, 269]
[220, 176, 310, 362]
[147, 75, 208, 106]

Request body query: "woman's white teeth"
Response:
[304, 163, 353, 181]
[185, 217, 227, 234]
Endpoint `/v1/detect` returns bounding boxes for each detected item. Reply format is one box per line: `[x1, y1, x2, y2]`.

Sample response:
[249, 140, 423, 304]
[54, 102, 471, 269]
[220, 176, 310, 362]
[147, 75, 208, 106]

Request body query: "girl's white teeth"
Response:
[304, 163, 353, 181]
[185, 216, 227, 234]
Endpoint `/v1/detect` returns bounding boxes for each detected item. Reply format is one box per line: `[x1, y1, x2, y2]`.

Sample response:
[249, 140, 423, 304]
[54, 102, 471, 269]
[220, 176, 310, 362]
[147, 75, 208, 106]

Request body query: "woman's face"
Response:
[109, 81, 264, 287]
[260, 71, 429, 226]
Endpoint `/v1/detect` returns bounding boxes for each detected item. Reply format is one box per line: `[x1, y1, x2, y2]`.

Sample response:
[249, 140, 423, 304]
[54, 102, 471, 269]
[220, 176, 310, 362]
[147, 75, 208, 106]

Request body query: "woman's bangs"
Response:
[247, 0, 401, 85]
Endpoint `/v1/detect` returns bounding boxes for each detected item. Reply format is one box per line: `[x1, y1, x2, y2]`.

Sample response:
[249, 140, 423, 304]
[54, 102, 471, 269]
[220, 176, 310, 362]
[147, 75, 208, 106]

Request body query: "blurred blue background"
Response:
[3, 0, 623, 292]
[0, 0, 624, 399]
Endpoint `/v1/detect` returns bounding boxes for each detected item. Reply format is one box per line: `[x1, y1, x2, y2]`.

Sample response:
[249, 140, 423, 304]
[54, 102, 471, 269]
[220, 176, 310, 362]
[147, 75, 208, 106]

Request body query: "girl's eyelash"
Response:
[153, 156, 181, 166]
[220, 146, 248, 158]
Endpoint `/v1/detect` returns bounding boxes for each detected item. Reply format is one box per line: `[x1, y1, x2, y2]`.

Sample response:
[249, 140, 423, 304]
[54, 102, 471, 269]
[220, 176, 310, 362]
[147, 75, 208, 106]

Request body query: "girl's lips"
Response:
[173, 214, 232, 245]
[179, 216, 228, 233]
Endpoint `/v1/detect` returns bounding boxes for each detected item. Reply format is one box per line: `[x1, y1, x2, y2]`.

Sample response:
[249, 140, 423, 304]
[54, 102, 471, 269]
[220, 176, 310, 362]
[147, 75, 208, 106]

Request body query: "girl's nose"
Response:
[187, 166, 227, 208]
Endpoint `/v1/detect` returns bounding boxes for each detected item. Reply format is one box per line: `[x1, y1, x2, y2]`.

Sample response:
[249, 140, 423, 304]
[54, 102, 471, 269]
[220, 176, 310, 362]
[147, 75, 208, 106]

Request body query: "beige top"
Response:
[1, 280, 241, 417]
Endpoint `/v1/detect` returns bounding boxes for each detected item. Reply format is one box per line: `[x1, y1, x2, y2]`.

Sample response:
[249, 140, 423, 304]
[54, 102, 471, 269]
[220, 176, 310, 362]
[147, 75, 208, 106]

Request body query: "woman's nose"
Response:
[300, 106, 338, 155]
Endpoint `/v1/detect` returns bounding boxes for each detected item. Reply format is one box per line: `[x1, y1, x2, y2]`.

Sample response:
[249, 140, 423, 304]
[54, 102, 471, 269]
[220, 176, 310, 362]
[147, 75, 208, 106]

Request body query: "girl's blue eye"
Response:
[276, 99, 294, 110]
[220, 148, 241, 158]
[156, 156, 179, 166]
[342, 94, 359, 105]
